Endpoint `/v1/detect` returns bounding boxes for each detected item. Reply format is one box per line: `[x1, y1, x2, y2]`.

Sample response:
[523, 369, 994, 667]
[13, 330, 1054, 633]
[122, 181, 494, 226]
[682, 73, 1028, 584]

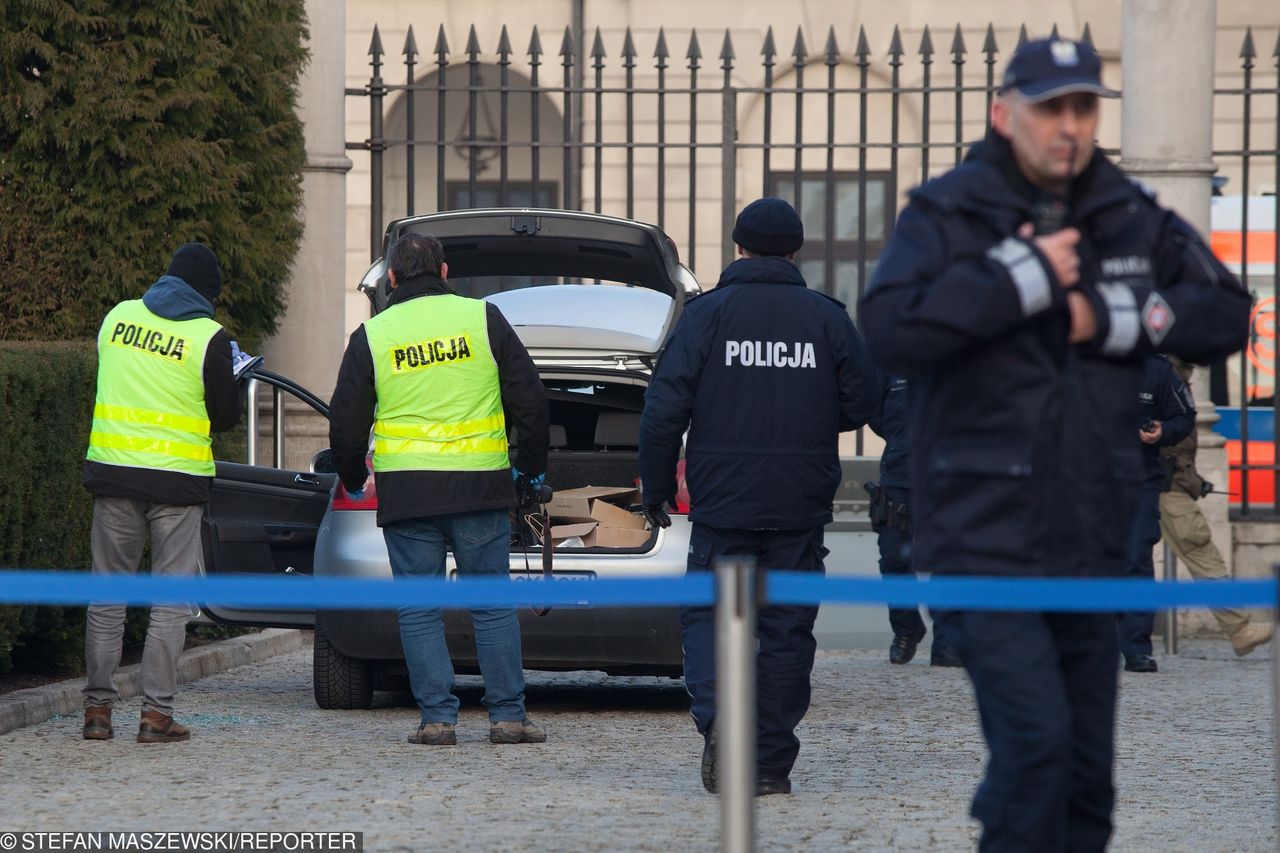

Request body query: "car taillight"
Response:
[674, 459, 690, 514]
[332, 458, 376, 512]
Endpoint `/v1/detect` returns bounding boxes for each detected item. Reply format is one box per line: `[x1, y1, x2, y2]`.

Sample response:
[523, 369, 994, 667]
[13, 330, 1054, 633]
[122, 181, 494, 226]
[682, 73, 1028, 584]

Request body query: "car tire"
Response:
[313, 621, 374, 710]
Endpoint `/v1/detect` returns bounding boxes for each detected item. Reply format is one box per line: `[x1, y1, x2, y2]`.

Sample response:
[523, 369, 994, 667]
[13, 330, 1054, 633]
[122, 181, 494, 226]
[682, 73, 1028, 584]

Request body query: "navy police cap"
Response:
[1000, 38, 1119, 103]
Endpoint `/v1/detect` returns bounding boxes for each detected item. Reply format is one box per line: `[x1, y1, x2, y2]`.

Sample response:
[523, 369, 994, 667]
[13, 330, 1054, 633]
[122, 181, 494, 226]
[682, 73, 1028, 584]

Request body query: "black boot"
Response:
[889, 633, 922, 665]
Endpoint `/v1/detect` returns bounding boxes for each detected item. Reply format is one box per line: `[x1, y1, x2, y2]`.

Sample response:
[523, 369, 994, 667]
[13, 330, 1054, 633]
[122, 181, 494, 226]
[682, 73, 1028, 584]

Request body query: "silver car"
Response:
[202, 209, 702, 709]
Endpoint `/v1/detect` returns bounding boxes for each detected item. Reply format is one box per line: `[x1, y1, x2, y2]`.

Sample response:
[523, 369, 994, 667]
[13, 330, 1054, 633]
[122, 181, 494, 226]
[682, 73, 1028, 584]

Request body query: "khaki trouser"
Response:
[83, 497, 202, 715]
[1158, 489, 1250, 637]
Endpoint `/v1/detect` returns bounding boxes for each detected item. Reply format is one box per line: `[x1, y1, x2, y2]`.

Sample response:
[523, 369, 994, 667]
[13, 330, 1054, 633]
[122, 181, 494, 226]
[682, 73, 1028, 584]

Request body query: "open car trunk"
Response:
[511, 369, 658, 554]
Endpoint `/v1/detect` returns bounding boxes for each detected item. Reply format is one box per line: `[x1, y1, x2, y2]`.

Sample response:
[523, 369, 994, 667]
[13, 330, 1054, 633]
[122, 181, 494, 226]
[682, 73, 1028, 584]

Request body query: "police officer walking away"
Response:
[1118, 355, 1195, 673]
[1159, 356, 1273, 656]
[82, 243, 243, 743]
[866, 371, 960, 666]
[329, 233, 550, 747]
[860, 39, 1250, 851]
[639, 198, 876, 796]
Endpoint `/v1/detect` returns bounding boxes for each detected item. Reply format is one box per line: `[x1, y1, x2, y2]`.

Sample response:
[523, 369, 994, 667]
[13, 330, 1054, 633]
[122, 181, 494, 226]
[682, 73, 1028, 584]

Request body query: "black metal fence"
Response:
[345, 21, 1280, 516]
[1214, 27, 1280, 516]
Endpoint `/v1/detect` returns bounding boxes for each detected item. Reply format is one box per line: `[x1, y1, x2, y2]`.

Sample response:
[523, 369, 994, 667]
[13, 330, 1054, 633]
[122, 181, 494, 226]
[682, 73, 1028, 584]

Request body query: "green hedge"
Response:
[0, 341, 245, 674]
[0, 1, 309, 347]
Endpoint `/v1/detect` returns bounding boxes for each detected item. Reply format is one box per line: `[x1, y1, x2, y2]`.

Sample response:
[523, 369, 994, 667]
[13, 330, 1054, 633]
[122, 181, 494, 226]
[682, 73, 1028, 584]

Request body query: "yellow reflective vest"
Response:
[364, 294, 509, 472]
[86, 300, 221, 477]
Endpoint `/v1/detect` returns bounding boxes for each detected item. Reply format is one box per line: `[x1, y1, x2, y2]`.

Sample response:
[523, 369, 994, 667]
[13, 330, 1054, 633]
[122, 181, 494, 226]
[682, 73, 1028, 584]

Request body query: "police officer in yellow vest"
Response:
[82, 243, 242, 743]
[329, 233, 550, 746]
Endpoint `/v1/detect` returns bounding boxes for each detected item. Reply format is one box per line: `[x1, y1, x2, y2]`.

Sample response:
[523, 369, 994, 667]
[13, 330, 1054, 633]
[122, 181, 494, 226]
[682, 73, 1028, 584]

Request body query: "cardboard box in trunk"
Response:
[549, 521, 652, 549]
[546, 486, 644, 528]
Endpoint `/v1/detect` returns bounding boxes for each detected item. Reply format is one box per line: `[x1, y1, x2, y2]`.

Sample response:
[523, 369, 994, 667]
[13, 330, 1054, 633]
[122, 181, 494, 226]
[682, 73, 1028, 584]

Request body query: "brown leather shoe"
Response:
[83, 705, 113, 740]
[137, 709, 191, 743]
[1231, 620, 1274, 657]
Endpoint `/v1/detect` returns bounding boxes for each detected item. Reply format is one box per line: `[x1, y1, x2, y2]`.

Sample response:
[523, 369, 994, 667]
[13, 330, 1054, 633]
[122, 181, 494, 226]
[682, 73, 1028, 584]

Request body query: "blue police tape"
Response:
[0, 569, 1273, 611]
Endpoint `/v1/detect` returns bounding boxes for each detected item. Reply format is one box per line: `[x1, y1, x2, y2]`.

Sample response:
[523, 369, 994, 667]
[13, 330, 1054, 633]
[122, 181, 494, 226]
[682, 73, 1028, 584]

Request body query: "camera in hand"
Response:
[516, 477, 553, 510]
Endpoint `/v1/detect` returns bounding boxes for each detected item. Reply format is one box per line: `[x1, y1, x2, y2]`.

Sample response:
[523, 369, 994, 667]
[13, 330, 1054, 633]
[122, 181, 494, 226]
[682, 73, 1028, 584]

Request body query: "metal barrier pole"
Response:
[1162, 540, 1179, 655]
[1272, 564, 1280, 853]
[715, 555, 757, 853]
[273, 385, 285, 469]
[245, 378, 259, 466]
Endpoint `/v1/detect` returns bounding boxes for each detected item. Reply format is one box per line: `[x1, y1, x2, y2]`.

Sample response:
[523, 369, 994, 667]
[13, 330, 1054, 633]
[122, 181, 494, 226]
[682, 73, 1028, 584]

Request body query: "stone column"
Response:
[1120, 1, 1236, 631]
[263, 0, 352, 397]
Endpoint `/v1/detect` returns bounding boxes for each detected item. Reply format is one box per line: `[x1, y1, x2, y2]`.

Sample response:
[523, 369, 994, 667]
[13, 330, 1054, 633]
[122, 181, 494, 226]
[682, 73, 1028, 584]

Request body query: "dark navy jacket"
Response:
[859, 133, 1250, 577]
[640, 256, 876, 530]
[1138, 355, 1195, 489]
[867, 371, 911, 490]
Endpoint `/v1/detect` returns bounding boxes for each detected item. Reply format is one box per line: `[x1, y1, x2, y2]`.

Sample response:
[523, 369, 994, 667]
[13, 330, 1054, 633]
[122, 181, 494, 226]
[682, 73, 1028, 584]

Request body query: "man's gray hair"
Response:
[386, 232, 444, 280]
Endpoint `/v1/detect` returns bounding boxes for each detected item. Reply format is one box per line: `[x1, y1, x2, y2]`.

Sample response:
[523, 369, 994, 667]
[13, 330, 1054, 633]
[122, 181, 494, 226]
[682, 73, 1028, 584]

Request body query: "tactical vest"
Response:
[364, 294, 508, 472]
[86, 299, 221, 476]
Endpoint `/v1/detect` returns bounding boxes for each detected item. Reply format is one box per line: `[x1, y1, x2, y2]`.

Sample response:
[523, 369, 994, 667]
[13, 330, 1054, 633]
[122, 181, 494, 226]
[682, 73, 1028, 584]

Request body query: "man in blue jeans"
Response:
[329, 232, 550, 745]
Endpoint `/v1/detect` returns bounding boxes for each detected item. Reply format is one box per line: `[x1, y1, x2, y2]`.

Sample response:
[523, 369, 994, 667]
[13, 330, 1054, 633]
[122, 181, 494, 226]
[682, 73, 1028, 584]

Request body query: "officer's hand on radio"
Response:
[1018, 222, 1081, 287]
[641, 502, 672, 530]
[1139, 419, 1163, 444]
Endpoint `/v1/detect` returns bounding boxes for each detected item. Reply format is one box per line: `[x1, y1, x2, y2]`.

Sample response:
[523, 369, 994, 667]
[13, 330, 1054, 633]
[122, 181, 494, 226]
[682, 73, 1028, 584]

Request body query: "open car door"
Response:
[201, 368, 334, 627]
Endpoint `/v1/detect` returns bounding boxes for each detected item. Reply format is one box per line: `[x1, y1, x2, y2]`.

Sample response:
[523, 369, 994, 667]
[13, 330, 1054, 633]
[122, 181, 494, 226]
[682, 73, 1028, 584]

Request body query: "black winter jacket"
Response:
[639, 256, 876, 530]
[328, 274, 549, 527]
[859, 133, 1250, 577]
[83, 276, 241, 506]
[1138, 355, 1195, 489]
[867, 370, 911, 490]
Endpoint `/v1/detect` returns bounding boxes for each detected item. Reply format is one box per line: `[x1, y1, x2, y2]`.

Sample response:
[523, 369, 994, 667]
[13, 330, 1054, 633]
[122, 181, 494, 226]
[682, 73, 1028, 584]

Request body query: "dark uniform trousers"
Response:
[938, 609, 1118, 853]
[679, 522, 826, 778]
[876, 486, 927, 640]
[1118, 486, 1162, 658]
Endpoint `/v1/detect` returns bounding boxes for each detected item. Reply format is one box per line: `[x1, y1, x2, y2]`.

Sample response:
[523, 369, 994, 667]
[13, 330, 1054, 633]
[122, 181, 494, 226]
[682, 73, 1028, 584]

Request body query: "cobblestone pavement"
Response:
[1, 638, 1272, 851]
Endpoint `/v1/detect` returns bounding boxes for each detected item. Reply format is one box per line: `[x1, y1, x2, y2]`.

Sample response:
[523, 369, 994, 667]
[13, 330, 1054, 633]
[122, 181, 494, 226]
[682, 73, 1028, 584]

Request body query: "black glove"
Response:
[642, 502, 671, 530]
[514, 471, 551, 510]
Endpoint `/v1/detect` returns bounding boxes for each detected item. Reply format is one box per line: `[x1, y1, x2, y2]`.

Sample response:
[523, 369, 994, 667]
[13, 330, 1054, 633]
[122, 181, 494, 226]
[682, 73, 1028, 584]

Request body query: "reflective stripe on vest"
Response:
[86, 300, 220, 476]
[365, 294, 509, 472]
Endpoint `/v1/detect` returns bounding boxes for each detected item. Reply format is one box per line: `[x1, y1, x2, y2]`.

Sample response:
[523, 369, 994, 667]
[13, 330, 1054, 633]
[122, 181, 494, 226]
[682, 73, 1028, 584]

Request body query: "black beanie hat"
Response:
[166, 243, 223, 303]
[731, 197, 805, 257]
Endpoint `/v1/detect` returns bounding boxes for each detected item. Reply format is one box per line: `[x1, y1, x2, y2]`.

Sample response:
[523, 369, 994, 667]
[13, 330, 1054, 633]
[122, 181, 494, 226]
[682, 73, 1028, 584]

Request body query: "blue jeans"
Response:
[383, 509, 527, 725]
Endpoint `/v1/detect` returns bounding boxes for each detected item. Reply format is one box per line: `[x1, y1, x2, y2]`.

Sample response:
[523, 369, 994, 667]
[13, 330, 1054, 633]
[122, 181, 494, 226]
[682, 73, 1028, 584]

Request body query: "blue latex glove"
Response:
[229, 340, 258, 378]
[347, 488, 365, 501]
[511, 469, 546, 487]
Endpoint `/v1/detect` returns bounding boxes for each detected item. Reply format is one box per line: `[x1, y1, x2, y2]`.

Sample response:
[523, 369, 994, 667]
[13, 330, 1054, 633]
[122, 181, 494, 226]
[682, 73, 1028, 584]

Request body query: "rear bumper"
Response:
[317, 606, 682, 674]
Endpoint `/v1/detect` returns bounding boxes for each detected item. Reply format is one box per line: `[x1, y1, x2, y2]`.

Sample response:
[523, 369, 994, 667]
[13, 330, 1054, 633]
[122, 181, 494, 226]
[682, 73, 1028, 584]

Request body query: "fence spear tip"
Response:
[558, 25, 574, 59]
[368, 24, 385, 59]
[403, 24, 419, 60]
[826, 27, 840, 64]
[433, 24, 449, 60]
[496, 25, 512, 58]
[1050, 23, 1061, 41]
[982, 23, 998, 56]
[591, 27, 607, 60]
[1240, 26, 1257, 61]
[1081, 22, 1094, 48]
[792, 27, 808, 64]
[854, 25, 871, 61]
[465, 24, 481, 58]
[1016, 24, 1028, 51]
[951, 24, 966, 58]
[888, 25, 904, 59]
[761, 26, 777, 61]
[654, 27, 670, 61]
[918, 25, 934, 59]
[686, 29, 702, 63]
[719, 29, 735, 64]
[1273, 29, 1280, 59]
[622, 27, 637, 62]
